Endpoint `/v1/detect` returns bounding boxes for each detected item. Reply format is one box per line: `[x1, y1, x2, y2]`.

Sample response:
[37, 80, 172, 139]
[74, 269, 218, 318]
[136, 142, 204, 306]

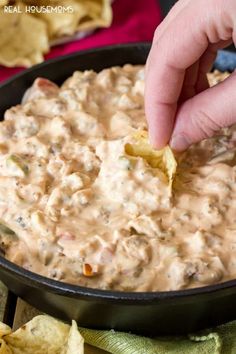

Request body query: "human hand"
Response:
[145, 0, 236, 151]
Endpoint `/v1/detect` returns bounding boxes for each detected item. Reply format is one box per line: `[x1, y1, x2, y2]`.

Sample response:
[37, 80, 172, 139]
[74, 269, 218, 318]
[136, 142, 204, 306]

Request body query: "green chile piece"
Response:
[0, 222, 17, 238]
[7, 154, 29, 176]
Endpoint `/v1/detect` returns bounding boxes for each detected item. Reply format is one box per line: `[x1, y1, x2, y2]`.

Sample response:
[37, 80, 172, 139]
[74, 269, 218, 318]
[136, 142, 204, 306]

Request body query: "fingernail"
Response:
[170, 134, 190, 151]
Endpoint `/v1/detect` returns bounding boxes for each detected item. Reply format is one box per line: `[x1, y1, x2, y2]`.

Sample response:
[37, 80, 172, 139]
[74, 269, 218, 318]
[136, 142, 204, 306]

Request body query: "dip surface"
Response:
[0, 66, 234, 292]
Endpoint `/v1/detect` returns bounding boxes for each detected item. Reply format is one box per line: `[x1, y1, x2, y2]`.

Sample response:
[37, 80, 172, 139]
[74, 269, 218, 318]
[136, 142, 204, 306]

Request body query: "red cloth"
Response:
[0, 0, 162, 82]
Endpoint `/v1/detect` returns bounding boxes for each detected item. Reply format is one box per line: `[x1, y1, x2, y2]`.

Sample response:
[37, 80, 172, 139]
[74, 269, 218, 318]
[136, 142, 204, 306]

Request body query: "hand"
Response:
[145, 0, 236, 151]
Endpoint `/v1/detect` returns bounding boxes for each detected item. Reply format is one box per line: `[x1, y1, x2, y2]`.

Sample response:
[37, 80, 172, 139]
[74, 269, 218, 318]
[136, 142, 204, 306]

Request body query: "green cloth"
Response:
[79, 320, 236, 354]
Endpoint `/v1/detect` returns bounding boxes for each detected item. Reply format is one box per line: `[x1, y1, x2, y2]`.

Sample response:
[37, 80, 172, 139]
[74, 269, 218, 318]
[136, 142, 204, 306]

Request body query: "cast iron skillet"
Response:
[0, 43, 236, 335]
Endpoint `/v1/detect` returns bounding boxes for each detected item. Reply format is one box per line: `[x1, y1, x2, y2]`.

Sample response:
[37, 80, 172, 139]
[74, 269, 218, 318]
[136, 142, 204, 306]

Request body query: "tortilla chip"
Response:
[66, 320, 84, 354]
[31, 0, 87, 39]
[0, 0, 8, 6]
[0, 340, 12, 354]
[76, 0, 112, 31]
[0, 0, 112, 67]
[125, 130, 177, 188]
[0, 323, 11, 337]
[0, 5, 49, 67]
[0, 315, 84, 353]
[23, 0, 58, 3]
[0, 323, 12, 353]
[28, 0, 112, 39]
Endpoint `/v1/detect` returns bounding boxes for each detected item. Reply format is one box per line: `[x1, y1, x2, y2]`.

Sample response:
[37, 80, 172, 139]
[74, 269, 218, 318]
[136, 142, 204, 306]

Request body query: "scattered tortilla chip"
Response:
[0, 0, 112, 67]
[23, 0, 58, 3]
[32, 0, 87, 39]
[0, 323, 12, 353]
[0, 0, 8, 6]
[66, 320, 84, 354]
[0, 323, 11, 337]
[76, 0, 113, 31]
[0, 315, 84, 353]
[125, 130, 177, 188]
[0, 5, 49, 67]
[0, 340, 12, 354]
[32, 0, 112, 39]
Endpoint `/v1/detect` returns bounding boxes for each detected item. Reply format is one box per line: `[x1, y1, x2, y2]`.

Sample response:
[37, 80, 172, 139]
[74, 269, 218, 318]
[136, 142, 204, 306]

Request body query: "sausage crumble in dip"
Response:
[0, 66, 234, 292]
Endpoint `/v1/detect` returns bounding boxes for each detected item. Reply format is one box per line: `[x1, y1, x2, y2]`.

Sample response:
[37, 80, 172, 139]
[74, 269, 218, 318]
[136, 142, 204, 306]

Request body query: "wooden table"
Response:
[0, 282, 107, 353]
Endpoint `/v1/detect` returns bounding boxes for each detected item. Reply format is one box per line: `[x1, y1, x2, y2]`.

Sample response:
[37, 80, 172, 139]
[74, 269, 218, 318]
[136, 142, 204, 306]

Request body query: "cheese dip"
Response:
[0, 66, 234, 292]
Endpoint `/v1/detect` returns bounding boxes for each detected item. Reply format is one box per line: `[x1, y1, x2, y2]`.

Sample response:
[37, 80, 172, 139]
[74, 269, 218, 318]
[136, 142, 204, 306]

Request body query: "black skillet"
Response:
[0, 43, 236, 335]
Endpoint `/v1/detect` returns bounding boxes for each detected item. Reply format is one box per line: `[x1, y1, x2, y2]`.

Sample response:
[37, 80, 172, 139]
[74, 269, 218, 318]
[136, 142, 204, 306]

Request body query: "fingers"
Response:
[145, 0, 236, 149]
[179, 61, 200, 102]
[152, 0, 192, 42]
[170, 71, 236, 151]
[178, 40, 232, 102]
[145, 1, 209, 148]
[195, 48, 216, 94]
[145, 60, 185, 148]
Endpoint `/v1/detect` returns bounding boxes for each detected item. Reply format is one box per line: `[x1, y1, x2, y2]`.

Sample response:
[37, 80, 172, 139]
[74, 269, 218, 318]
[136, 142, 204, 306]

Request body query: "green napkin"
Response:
[79, 320, 236, 354]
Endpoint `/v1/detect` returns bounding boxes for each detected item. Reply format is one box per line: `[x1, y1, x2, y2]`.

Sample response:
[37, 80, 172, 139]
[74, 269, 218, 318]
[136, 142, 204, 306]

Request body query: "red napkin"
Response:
[0, 0, 162, 82]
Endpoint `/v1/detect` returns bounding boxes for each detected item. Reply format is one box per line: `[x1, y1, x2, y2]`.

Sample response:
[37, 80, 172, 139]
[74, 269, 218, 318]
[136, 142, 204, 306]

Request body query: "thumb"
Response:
[170, 71, 236, 151]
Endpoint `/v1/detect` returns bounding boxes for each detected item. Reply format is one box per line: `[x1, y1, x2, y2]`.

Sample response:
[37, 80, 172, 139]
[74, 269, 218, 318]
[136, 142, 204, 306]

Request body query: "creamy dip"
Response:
[0, 66, 234, 292]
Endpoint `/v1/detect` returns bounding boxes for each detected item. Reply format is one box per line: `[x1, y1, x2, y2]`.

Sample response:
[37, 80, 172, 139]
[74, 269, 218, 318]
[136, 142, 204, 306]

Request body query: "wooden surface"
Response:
[0, 281, 108, 353]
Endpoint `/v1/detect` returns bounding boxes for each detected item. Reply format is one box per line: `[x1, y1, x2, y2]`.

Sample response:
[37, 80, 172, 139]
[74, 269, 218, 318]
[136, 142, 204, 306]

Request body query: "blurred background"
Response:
[159, 0, 176, 17]
[0, 0, 162, 82]
[0, 0, 235, 83]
